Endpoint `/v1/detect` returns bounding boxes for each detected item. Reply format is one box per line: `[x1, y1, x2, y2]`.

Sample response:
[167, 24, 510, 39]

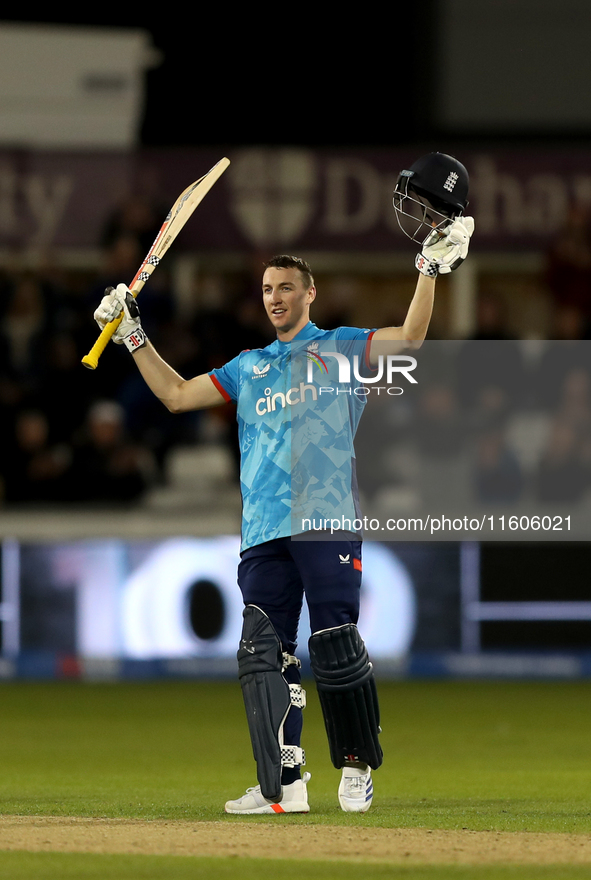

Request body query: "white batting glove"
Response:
[94, 284, 147, 353]
[415, 216, 475, 276]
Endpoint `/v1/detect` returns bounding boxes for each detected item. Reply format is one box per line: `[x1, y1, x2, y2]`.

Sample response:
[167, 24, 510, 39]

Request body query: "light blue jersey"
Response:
[210, 321, 375, 551]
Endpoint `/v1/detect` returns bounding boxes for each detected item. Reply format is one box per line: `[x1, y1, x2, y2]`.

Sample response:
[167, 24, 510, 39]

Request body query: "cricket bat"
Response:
[82, 156, 230, 370]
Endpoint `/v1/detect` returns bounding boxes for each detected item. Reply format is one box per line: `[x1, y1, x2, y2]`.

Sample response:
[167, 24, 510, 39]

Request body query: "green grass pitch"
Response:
[1, 678, 591, 879]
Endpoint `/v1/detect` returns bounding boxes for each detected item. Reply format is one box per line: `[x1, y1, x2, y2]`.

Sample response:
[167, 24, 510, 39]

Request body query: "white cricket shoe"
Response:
[338, 763, 373, 812]
[224, 772, 311, 814]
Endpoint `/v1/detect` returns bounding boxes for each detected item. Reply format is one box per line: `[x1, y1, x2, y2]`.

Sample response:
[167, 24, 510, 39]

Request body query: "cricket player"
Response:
[94, 152, 474, 814]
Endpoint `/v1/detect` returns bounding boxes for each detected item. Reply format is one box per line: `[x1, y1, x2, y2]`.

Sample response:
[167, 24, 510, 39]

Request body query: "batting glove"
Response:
[94, 284, 147, 353]
[415, 216, 475, 276]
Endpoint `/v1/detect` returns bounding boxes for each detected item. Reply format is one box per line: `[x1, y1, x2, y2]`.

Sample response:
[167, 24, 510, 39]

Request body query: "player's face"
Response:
[262, 267, 316, 339]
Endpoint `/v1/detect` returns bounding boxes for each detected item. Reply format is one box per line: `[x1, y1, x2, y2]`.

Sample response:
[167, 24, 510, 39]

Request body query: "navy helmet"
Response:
[393, 152, 469, 243]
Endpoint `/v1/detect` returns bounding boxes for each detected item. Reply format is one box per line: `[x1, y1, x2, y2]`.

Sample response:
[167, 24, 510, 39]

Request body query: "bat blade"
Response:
[81, 156, 230, 370]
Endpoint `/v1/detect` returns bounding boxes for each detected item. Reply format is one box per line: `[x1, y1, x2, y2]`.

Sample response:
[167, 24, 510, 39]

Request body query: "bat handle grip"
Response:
[81, 314, 124, 370]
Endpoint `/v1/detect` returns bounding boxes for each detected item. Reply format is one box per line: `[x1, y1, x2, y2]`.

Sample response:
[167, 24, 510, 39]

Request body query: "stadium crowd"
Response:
[1, 203, 591, 509]
[0, 231, 272, 506]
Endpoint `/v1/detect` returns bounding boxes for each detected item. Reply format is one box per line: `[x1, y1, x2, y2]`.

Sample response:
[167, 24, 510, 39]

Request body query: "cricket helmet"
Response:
[393, 152, 469, 244]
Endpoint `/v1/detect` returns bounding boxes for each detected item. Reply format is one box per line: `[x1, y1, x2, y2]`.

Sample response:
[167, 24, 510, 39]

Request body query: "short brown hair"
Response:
[263, 255, 314, 291]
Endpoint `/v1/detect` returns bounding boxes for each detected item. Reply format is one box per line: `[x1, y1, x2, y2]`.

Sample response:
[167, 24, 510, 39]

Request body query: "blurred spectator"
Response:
[117, 368, 201, 477]
[455, 288, 526, 420]
[411, 383, 465, 458]
[550, 302, 587, 341]
[190, 292, 258, 373]
[95, 234, 144, 291]
[2, 409, 73, 504]
[533, 337, 591, 411]
[471, 291, 514, 341]
[472, 427, 524, 504]
[69, 400, 157, 503]
[0, 273, 52, 401]
[532, 363, 591, 504]
[469, 384, 513, 432]
[555, 367, 591, 436]
[100, 191, 165, 256]
[534, 420, 590, 503]
[38, 332, 90, 445]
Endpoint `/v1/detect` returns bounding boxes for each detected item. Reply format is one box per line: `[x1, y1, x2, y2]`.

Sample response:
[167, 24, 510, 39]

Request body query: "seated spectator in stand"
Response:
[471, 290, 515, 340]
[534, 420, 591, 504]
[2, 409, 73, 504]
[532, 363, 591, 504]
[412, 383, 465, 459]
[0, 273, 51, 404]
[555, 367, 591, 437]
[39, 332, 90, 445]
[472, 426, 524, 505]
[100, 191, 164, 257]
[69, 400, 157, 503]
[550, 302, 587, 341]
[534, 308, 590, 410]
[457, 292, 525, 413]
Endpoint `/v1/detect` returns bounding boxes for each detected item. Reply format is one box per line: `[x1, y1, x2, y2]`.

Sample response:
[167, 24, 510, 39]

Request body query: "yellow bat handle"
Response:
[81, 313, 124, 370]
[82, 159, 230, 371]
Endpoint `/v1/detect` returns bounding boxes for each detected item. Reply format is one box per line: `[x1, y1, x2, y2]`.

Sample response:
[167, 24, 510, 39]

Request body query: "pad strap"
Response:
[283, 652, 301, 669]
[289, 683, 306, 709]
[280, 746, 306, 767]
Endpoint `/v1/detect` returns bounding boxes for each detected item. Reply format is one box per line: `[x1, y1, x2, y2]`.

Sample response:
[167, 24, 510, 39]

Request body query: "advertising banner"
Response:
[1, 147, 590, 253]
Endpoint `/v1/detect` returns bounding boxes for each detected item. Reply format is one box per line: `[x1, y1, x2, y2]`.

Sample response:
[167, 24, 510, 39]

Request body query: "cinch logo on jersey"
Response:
[255, 383, 318, 415]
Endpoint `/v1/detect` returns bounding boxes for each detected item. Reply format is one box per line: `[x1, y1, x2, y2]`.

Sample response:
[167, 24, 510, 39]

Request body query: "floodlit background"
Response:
[1, 5, 591, 679]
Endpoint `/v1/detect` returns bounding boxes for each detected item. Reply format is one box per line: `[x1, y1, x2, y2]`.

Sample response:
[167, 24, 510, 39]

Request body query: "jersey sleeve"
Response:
[334, 326, 377, 370]
[209, 355, 240, 403]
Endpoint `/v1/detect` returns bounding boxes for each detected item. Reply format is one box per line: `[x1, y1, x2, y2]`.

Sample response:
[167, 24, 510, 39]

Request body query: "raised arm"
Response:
[370, 274, 435, 360]
[132, 342, 226, 412]
[93, 284, 227, 413]
[369, 216, 474, 363]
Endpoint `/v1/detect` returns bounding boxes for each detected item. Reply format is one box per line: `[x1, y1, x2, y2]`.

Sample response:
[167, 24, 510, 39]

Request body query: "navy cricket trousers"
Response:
[237, 536, 363, 777]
